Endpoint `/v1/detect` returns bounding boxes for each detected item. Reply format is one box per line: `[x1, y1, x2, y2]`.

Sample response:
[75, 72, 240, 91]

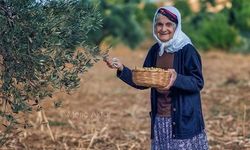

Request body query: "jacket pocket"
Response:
[181, 100, 194, 125]
[182, 106, 194, 117]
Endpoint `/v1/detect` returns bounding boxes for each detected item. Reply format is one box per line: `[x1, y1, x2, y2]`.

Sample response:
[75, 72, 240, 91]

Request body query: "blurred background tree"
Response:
[175, 0, 249, 52]
[87, 0, 157, 49]
[0, 0, 102, 144]
[229, 0, 250, 52]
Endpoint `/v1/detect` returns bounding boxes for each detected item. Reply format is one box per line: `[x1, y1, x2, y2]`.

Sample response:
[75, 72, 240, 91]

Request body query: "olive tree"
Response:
[0, 0, 103, 144]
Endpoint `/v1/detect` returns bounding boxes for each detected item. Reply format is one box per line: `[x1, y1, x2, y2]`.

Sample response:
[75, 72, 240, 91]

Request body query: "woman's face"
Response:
[155, 14, 176, 42]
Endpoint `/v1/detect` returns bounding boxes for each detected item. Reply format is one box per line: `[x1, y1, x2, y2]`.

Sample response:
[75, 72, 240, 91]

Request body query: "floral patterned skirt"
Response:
[151, 115, 209, 150]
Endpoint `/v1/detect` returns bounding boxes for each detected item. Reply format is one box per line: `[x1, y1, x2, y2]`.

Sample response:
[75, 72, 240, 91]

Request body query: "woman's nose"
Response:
[161, 25, 167, 32]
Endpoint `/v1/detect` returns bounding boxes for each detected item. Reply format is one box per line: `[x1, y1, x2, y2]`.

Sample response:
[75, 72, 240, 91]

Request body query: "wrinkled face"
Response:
[155, 14, 176, 42]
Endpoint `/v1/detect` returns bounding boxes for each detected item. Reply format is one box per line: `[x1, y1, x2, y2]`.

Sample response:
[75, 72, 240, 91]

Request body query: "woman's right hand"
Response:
[103, 57, 124, 71]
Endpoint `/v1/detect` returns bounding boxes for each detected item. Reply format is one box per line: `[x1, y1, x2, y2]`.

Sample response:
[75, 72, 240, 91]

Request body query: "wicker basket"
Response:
[132, 67, 171, 88]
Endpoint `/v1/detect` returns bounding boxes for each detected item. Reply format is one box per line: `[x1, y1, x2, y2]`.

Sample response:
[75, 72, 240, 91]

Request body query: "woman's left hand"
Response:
[157, 69, 177, 92]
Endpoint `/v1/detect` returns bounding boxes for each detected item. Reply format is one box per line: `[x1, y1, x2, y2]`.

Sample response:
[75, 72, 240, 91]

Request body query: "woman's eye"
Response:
[166, 22, 173, 27]
[157, 23, 163, 27]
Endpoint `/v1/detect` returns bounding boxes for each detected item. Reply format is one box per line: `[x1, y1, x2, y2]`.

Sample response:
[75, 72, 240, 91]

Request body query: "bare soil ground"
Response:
[2, 44, 250, 150]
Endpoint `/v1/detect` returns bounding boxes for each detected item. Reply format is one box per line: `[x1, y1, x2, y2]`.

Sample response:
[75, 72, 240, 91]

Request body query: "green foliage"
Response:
[179, 0, 248, 52]
[169, 0, 244, 52]
[174, 0, 193, 19]
[143, 2, 157, 21]
[230, 0, 250, 31]
[186, 13, 239, 50]
[0, 0, 102, 143]
[87, 0, 145, 49]
[227, 0, 250, 53]
[139, 2, 157, 37]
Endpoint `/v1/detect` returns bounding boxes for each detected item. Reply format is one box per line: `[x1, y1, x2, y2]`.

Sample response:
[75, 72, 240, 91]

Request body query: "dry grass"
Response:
[1, 44, 250, 150]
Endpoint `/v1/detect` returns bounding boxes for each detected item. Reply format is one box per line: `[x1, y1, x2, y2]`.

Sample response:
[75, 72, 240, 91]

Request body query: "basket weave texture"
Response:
[132, 67, 171, 88]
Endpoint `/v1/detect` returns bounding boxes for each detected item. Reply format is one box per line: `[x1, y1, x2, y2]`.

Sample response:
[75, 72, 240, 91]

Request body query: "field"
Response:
[2, 44, 250, 150]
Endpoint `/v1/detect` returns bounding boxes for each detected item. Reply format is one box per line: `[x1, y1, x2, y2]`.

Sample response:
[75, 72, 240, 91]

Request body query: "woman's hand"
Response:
[157, 69, 177, 92]
[103, 57, 124, 71]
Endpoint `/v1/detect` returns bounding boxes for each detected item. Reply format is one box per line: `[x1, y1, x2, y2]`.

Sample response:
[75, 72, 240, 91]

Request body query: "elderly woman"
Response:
[104, 6, 209, 150]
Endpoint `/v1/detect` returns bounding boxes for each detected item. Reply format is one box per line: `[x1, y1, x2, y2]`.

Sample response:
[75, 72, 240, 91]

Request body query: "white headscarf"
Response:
[153, 6, 192, 56]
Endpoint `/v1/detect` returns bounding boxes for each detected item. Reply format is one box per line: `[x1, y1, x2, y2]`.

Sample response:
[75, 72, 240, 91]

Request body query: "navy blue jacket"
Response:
[117, 43, 205, 139]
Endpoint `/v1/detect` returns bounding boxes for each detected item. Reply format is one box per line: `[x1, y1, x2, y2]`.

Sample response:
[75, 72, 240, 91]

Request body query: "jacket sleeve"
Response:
[116, 44, 156, 90]
[172, 45, 204, 93]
